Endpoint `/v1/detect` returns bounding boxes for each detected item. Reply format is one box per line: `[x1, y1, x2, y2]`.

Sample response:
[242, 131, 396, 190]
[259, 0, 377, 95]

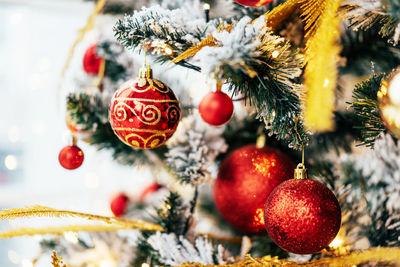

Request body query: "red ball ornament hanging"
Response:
[83, 44, 103, 74]
[214, 145, 295, 234]
[58, 145, 84, 170]
[199, 82, 234, 126]
[110, 193, 130, 217]
[234, 0, 273, 7]
[139, 182, 163, 201]
[109, 65, 181, 149]
[264, 164, 341, 254]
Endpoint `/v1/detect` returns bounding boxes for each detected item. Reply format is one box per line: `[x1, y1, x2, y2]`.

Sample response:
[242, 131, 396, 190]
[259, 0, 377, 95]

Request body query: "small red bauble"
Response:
[264, 178, 341, 254]
[139, 182, 163, 201]
[58, 145, 84, 170]
[110, 193, 129, 217]
[109, 66, 181, 149]
[199, 91, 234, 126]
[234, 0, 273, 7]
[83, 44, 103, 74]
[214, 145, 295, 234]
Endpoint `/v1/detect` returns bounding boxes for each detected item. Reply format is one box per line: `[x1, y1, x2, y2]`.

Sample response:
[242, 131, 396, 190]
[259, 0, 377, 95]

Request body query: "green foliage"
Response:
[307, 112, 362, 155]
[131, 232, 162, 267]
[340, 26, 400, 76]
[349, 73, 387, 147]
[154, 191, 188, 234]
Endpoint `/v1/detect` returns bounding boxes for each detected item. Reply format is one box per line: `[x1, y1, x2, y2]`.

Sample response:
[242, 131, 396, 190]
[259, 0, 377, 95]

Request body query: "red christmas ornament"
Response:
[234, 0, 273, 7]
[199, 88, 234, 126]
[139, 183, 163, 201]
[58, 145, 84, 170]
[83, 44, 103, 74]
[110, 193, 129, 217]
[109, 65, 181, 149]
[264, 177, 341, 254]
[214, 145, 295, 234]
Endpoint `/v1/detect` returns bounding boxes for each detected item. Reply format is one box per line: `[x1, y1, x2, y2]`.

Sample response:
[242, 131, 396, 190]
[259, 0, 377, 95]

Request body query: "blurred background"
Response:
[0, 1, 152, 265]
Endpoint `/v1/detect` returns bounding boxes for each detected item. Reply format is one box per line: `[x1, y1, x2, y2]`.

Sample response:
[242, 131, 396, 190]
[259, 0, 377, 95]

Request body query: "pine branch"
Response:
[112, 6, 219, 71]
[341, 0, 400, 45]
[340, 24, 400, 76]
[182, 187, 198, 236]
[349, 73, 387, 147]
[154, 192, 188, 234]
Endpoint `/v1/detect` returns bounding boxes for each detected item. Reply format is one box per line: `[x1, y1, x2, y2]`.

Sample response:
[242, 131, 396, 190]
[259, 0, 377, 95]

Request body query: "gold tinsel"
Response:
[302, 0, 341, 132]
[0, 224, 130, 238]
[180, 247, 400, 267]
[0, 205, 164, 234]
[59, 0, 107, 80]
[51, 251, 67, 267]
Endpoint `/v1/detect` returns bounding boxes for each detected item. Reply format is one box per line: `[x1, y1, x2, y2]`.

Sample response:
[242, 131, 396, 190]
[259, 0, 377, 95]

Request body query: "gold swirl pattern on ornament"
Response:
[114, 127, 176, 133]
[130, 79, 171, 94]
[114, 98, 179, 103]
[167, 104, 180, 123]
[113, 102, 161, 126]
[125, 133, 167, 149]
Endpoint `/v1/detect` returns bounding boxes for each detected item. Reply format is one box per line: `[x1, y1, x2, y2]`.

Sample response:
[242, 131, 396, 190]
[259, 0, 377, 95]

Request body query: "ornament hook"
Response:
[294, 144, 307, 179]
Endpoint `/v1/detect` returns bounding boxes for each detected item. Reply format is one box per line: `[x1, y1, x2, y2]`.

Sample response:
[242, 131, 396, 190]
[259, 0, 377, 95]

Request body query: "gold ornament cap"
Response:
[139, 64, 153, 79]
[378, 67, 400, 138]
[294, 163, 308, 179]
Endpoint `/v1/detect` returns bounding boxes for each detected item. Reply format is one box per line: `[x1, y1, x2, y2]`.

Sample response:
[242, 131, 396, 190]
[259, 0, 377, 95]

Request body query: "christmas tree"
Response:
[2, 0, 400, 265]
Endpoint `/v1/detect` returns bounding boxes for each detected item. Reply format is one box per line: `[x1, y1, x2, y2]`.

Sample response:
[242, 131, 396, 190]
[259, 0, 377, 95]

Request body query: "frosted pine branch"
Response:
[336, 133, 400, 246]
[113, 5, 219, 61]
[148, 232, 231, 265]
[165, 114, 228, 185]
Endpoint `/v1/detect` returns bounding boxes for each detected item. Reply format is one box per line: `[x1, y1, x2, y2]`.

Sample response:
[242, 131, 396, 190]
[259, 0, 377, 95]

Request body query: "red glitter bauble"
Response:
[214, 145, 295, 234]
[110, 193, 129, 217]
[83, 44, 103, 74]
[109, 67, 181, 149]
[58, 145, 84, 170]
[199, 91, 234, 126]
[264, 179, 341, 254]
[234, 0, 273, 7]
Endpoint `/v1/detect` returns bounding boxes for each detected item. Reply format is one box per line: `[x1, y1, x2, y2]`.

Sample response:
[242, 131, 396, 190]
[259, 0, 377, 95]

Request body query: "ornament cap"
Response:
[139, 64, 152, 79]
[294, 163, 308, 179]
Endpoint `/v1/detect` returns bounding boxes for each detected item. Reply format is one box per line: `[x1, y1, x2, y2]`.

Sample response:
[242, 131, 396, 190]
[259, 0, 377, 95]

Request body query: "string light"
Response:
[4, 155, 18, 170]
[63, 231, 78, 244]
[203, 3, 210, 22]
[164, 46, 174, 56]
[271, 50, 279, 58]
[329, 236, 343, 248]
[323, 78, 329, 87]
[142, 263, 150, 267]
